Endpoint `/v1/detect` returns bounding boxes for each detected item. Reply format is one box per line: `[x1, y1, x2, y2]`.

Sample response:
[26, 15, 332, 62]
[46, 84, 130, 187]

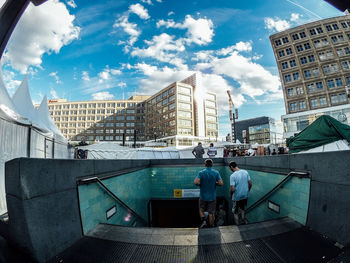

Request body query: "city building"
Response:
[235, 117, 283, 145]
[270, 15, 350, 138]
[44, 73, 218, 147]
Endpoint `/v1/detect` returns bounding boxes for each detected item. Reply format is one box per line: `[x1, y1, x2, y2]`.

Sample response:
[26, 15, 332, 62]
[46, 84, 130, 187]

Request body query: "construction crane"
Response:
[227, 90, 238, 143]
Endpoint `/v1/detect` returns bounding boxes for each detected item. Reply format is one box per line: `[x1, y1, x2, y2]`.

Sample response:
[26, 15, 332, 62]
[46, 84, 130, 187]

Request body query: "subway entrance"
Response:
[148, 197, 228, 228]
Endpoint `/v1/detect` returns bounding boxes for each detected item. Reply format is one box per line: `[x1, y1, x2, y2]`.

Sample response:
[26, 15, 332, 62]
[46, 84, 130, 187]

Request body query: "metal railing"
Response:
[78, 177, 148, 226]
[245, 171, 309, 214]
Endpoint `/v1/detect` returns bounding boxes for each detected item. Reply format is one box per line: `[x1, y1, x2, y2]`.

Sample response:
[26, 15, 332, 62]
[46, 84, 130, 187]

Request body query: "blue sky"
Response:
[0, 0, 343, 136]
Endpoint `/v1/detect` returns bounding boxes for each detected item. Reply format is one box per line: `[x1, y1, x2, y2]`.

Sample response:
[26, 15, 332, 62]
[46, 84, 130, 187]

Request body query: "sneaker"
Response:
[200, 220, 207, 228]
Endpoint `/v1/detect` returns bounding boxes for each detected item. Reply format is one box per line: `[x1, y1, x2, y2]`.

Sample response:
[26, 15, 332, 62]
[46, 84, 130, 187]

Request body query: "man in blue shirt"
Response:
[194, 159, 223, 228]
[229, 161, 252, 225]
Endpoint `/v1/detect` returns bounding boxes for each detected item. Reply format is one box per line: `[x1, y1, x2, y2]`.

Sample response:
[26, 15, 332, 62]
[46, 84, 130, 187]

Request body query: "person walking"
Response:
[229, 161, 252, 225]
[207, 143, 217, 158]
[192, 142, 205, 158]
[194, 159, 223, 228]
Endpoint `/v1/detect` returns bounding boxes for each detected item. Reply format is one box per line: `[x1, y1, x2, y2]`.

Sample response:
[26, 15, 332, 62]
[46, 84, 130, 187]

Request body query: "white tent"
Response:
[296, 139, 350, 153]
[78, 142, 180, 159]
[0, 73, 70, 215]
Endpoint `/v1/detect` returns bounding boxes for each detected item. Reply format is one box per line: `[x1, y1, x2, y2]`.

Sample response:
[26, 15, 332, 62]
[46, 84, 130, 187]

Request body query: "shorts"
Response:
[232, 199, 248, 214]
[199, 199, 216, 214]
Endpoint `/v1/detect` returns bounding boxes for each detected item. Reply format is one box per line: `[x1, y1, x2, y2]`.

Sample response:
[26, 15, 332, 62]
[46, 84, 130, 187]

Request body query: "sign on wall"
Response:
[174, 189, 200, 198]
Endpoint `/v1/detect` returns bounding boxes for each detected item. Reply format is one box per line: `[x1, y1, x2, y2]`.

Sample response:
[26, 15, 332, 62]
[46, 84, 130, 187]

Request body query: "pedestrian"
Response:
[228, 161, 252, 225]
[207, 143, 217, 158]
[192, 142, 205, 158]
[194, 159, 223, 228]
[223, 147, 229, 158]
[272, 149, 277, 155]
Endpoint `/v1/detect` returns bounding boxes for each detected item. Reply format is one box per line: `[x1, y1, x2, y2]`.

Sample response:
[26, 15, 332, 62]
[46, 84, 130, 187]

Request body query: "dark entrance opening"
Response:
[149, 197, 228, 228]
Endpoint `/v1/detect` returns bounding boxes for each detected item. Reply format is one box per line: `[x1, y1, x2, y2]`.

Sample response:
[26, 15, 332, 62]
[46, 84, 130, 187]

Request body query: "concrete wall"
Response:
[3, 152, 350, 261]
[225, 151, 350, 246]
[5, 158, 150, 262]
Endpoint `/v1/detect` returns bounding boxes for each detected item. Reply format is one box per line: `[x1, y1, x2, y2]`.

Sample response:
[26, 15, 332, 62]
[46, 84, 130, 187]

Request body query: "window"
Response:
[331, 94, 339, 104]
[292, 34, 299, 40]
[299, 101, 306, 110]
[126, 116, 135, 120]
[326, 50, 334, 59]
[297, 120, 309, 130]
[282, 37, 289, 43]
[296, 87, 304, 95]
[289, 102, 297, 111]
[287, 88, 294, 97]
[289, 60, 297, 67]
[286, 48, 293, 55]
[275, 39, 282, 46]
[341, 22, 348, 28]
[332, 23, 339, 30]
[323, 65, 331, 74]
[339, 93, 347, 102]
[310, 99, 318, 108]
[337, 48, 345, 57]
[322, 38, 329, 45]
[331, 63, 339, 72]
[336, 78, 343, 87]
[296, 45, 303, 52]
[338, 34, 345, 41]
[307, 83, 315, 93]
[316, 82, 323, 90]
[310, 29, 316, 35]
[308, 55, 315, 62]
[346, 76, 350, 84]
[313, 68, 320, 76]
[345, 47, 350, 54]
[284, 74, 292, 83]
[304, 43, 311, 50]
[300, 32, 307, 38]
[304, 70, 312, 78]
[326, 25, 332, 31]
[319, 97, 327, 106]
[316, 27, 323, 34]
[293, 72, 300, 80]
[342, 61, 350, 70]
[327, 79, 335, 88]
[281, 62, 289, 69]
[314, 39, 321, 48]
[300, 57, 307, 64]
[278, 50, 285, 57]
[331, 36, 338, 43]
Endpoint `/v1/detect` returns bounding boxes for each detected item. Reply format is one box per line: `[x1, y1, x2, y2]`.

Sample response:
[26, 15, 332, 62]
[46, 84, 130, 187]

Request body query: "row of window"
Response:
[49, 102, 139, 110]
[275, 21, 350, 47]
[287, 76, 350, 97]
[289, 93, 348, 111]
[151, 87, 176, 104]
[50, 109, 140, 115]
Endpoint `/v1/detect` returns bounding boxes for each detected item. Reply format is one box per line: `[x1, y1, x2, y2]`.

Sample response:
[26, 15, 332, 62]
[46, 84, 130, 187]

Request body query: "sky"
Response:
[0, 0, 343, 137]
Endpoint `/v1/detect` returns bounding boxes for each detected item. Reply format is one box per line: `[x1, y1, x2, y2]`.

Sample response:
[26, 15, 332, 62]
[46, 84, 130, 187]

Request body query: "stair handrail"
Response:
[78, 177, 147, 226]
[245, 171, 309, 214]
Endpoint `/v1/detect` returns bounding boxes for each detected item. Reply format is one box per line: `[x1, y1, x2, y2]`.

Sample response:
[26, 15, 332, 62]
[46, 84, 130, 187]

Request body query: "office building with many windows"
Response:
[44, 73, 218, 147]
[270, 15, 350, 138]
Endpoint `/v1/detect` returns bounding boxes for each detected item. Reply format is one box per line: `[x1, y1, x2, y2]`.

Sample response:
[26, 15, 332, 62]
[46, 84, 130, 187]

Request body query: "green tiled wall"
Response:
[78, 165, 310, 233]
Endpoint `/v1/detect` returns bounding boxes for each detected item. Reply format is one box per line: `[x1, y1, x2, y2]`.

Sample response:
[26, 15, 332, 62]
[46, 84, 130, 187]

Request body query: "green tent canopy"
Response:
[287, 115, 350, 153]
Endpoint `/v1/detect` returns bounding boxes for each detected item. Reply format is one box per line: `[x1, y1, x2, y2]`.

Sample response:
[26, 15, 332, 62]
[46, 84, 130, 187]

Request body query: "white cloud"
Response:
[110, 69, 122, 75]
[141, 0, 152, 4]
[113, 15, 141, 45]
[98, 66, 122, 83]
[98, 70, 110, 81]
[192, 50, 215, 62]
[157, 15, 214, 45]
[131, 33, 186, 67]
[50, 89, 59, 99]
[1, 69, 21, 92]
[4, 0, 80, 73]
[82, 71, 90, 81]
[168, 11, 175, 16]
[66, 0, 77, 8]
[208, 51, 281, 98]
[217, 41, 252, 56]
[49, 71, 62, 84]
[117, 82, 126, 87]
[290, 13, 300, 21]
[264, 17, 291, 32]
[129, 3, 150, 20]
[92, 91, 114, 100]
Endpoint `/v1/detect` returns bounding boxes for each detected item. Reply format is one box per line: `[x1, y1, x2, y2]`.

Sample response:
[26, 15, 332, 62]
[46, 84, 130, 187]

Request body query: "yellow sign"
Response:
[174, 189, 182, 198]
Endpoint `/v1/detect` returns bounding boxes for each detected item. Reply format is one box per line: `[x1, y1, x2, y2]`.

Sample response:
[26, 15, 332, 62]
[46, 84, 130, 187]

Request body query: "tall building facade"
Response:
[270, 15, 350, 138]
[235, 117, 283, 145]
[45, 73, 218, 146]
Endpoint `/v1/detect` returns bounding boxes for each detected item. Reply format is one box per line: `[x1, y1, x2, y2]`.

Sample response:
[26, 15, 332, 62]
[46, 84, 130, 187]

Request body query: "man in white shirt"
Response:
[207, 143, 217, 158]
[229, 161, 252, 225]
